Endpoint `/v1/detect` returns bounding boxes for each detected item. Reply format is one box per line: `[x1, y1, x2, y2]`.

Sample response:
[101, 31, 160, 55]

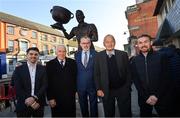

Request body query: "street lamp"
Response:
[66, 44, 69, 56]
[14, 39, 20, 62]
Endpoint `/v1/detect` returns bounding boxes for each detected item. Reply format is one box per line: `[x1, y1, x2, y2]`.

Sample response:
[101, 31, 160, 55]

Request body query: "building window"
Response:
[42, 34, 48, 41]
[51, 37, 57, 42]
[7, 26, 14, 35]
[32, 31, 37, 39]
[61, 38, 64, 44]
[43, 44, 48, 55]
[31, 43, 37, 47]
[20, 41, 28, 52]
[8, 40, 14, 52]
[9, 59, 15, 72]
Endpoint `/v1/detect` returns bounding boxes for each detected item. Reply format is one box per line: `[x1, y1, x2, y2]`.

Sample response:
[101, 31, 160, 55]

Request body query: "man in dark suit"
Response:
[46, 45, 77, 117]
[13, 47, 47, 117]
[94, 34, 132, 117]
[131, 34, 169, 117]
[75, 36, 98, 117]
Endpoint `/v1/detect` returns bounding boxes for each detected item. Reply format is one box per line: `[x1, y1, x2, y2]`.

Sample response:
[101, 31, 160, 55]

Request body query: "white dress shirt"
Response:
[27, 62, 37, 96]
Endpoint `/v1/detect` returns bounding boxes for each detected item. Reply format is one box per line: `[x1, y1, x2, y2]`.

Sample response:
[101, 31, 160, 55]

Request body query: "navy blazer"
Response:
[13, 63, 47, 112]
[75, 50, 97, 91]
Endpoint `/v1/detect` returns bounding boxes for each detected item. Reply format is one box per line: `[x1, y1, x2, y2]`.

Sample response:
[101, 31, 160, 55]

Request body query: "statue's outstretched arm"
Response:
[62, 27, 75, 40]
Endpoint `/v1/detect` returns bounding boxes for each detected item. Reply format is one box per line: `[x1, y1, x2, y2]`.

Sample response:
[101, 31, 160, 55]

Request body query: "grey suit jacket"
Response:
[94, 49, 131, 99]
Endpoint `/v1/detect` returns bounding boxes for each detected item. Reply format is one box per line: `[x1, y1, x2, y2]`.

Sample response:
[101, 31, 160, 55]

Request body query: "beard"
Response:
[140, 46, 150, 52]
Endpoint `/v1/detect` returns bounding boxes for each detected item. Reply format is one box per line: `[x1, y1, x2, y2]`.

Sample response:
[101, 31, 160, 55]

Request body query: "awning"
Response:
[155, 18, 173, 41]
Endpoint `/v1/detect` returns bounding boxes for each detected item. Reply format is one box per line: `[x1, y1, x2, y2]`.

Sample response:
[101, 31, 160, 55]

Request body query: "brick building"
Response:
[125, 0, 158, 56]
[0, 12, 77, 75]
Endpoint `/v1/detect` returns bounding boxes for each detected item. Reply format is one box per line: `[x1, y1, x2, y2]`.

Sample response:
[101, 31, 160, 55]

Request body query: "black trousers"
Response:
[139, 102, 158, 117]
[51, 102, 76, 117]
[102, 87, 132, 117]
[16, 106, 44, 117]
[170, 89, 180, 117]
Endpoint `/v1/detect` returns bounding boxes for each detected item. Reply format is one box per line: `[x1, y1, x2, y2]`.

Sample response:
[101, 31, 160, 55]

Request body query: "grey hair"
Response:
[56, 45, 67, 52]
[103, 34, 116, 43]
[80, 36, 91, 43]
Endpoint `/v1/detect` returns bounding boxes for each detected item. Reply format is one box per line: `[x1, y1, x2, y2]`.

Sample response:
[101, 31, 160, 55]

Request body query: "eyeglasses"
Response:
[81, 42, 90, 45]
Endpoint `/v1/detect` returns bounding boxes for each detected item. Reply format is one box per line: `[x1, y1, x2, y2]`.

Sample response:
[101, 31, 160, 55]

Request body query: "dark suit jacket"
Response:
[75, 50, 96, 91]
[46, 57, 77, 106]
[13, 63, 47, 112]
[94, 50, 131, 99]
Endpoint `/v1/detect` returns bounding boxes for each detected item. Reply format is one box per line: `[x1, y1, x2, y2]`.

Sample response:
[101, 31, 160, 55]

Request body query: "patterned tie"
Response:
[84, 52, 88, 67]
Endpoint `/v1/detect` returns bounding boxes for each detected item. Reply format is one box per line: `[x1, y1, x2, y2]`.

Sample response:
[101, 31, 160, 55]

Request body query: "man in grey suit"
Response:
[94, 34, 132, 117]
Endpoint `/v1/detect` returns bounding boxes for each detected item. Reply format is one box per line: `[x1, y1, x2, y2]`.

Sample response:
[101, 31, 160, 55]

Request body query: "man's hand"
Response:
[97, 90, 104, 97]
[31, 101, 40, 110]
[25, 97, 35, 106]
[146, 95, 158, 106]
[49, 99, 56, 108]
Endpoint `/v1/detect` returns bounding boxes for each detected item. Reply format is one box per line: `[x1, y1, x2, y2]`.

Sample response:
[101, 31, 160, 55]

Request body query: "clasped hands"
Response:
[25, 97, 40, 110]
[48, 99, 56, 108]
[146, 95, 158, 106]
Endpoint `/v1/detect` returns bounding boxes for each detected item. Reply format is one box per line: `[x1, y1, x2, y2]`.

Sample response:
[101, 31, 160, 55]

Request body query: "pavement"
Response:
[0, 84, 140, 117]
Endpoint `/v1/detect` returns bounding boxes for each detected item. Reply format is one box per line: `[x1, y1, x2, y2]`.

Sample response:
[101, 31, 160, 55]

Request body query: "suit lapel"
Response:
[86, 50, 94, 68]
[79, 51, 84, 67]
[77, 51, 87, 69]
[24, 63, 32, 90]
[115, 50, 123, 75]
[34, 64, 40, 93]
[102, 50, 108, 72]
[55, 57, 63, 69]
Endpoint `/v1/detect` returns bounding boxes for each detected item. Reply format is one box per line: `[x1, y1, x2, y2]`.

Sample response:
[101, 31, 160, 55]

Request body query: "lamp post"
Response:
[14, 39, 20, 62]
[66, 44, 69, 56]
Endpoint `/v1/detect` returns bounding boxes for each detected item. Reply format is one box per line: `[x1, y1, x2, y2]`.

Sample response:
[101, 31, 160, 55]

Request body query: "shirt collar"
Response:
[57, 58, 66, 63]
[27, 61, 37, 67]
[106, 50, 115, 55]
[82, 50, 90, 54]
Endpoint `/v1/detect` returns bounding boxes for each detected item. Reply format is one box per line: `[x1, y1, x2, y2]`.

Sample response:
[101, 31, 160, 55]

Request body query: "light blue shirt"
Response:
[81, 50, 90, 65]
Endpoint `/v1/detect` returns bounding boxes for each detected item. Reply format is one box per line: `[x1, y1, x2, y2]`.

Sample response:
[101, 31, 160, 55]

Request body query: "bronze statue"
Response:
[51, 7, 98, 50]
[50, 6, 74, 30]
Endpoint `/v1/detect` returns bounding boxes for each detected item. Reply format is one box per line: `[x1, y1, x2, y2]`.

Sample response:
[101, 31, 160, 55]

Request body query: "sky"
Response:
[0, 0, 135, 50]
